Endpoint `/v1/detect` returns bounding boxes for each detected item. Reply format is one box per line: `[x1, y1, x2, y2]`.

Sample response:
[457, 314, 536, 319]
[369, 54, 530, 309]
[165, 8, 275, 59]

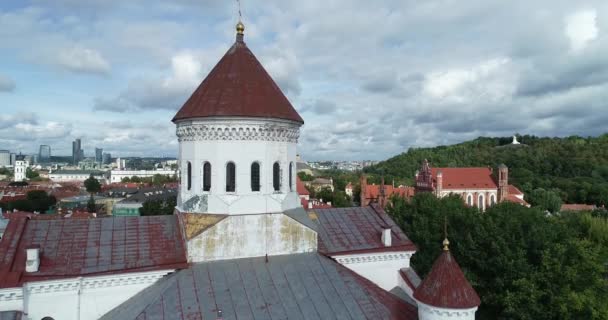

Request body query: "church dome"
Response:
[172, 24, 304, 124]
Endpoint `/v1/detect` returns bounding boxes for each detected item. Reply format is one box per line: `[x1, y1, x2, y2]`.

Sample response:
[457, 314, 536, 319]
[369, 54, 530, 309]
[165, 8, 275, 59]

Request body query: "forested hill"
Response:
[365, 134, 608, 206]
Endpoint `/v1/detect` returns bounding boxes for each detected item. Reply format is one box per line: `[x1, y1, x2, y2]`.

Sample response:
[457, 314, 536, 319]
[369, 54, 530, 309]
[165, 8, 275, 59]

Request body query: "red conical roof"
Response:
[413, 249, 481, 309]
[172, 33, 304, 124]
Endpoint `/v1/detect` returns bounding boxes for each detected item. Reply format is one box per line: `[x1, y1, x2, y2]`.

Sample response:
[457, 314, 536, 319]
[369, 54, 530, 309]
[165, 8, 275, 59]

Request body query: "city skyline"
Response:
[1, 1, 607, 160]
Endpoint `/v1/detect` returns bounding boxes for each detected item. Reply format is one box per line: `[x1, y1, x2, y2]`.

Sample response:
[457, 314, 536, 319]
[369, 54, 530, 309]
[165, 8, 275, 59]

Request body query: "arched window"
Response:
[251, 162, 260, 192]
[273, 162, 281, 191]
[478, 194, 485, 211]
[226, 162, 236, 192]
[203, 162, 211, 191]
[490, 194, 496, 206]
[466, 194, 473, 206]
[187, 162, 192, 191]
[289, 162, 294, 191]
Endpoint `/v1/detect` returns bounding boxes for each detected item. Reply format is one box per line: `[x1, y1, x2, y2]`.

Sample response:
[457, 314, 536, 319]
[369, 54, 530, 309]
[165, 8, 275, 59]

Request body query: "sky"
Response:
[1, 0, 607, 161]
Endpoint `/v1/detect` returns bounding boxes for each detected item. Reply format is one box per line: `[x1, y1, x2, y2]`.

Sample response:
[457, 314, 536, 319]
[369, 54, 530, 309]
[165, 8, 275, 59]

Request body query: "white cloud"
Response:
[422, 58, 515, 104]
[565, 9, 599, 52]
[94, 52, 203, 112]
[55, 46, 111, 74]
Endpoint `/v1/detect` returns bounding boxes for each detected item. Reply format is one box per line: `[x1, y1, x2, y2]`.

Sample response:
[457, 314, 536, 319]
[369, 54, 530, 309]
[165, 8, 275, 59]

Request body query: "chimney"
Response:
[308, 201, 312, 209]
[26, 246, 40, 272]
[381, 228, 392, 247]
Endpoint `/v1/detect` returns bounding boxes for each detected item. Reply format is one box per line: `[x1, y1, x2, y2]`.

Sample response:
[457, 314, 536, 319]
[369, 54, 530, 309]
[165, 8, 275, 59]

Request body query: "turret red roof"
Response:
[413, 249, 480, 309]
[172, 34, 304, 124]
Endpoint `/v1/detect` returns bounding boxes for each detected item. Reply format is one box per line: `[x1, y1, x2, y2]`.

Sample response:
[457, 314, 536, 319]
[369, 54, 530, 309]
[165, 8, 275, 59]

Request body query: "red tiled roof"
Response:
[365, 184, 415, 200]
[508, 185, 523, 195]
[312, 204, 417, 255]
[432, 167, 497, 189]
[0, 215, 187, 288]
[296, 176, 309, 195]
[414, 250, 480, 309]
[560, 204, 597, 212]
[172, 35, 304, 124]
[504, 194, 529, 206]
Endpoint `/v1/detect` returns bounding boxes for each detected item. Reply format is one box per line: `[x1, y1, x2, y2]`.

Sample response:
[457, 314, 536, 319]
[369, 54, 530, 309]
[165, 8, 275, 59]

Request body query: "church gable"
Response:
[187, 213, 317, 262]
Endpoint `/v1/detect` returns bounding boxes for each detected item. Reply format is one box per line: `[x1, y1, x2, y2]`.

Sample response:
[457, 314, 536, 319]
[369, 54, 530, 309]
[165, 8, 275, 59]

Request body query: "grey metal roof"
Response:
[0, 311, 23, 320]
[284, 207, 318, 232]
[101, 253, 418, 320]
[311, 206, 416, 255]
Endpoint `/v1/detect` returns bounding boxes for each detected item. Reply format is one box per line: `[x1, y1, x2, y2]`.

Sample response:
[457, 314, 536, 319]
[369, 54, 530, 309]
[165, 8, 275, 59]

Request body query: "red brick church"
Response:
[360, 159, 528, 210]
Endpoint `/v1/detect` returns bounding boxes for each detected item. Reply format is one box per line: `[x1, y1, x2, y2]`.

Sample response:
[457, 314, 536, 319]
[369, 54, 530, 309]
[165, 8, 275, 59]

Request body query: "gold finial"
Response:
[236, 21, 245, 35]
[443, 237, 450, 251]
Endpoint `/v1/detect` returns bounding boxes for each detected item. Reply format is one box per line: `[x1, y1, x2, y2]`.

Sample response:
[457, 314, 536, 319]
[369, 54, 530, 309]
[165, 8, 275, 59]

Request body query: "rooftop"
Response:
[431, 167, 497, 190]
[0, 215, 187, 288]
[172, 25, 303, 124]
[311, 204, 416, 255]
[413, 248, 480, 309]
[101, 253, 418, 320]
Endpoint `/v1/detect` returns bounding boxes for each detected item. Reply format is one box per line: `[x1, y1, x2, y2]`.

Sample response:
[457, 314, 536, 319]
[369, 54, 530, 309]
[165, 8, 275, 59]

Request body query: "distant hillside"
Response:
[365, 134, 608, 206]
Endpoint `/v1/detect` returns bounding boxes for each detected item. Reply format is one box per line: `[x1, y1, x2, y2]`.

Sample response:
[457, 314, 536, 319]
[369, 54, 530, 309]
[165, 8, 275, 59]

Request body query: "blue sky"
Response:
[1, 1, 607, 160]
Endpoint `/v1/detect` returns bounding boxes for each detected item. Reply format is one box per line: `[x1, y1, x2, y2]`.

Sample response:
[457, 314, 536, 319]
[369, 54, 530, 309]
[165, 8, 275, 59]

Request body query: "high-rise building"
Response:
[0, 150, 9, 167]
[10, 153, 16, 166]
[72, 138, 82, 164]
[39, 145, 51, 163]
[95, 148, 103, 164]
[102, 152, 112, 165]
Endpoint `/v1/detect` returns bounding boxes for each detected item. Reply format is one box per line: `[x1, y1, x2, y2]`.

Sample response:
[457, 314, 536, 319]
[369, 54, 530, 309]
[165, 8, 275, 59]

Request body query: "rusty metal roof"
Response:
[310, 205, 417, 255]
[0, 215, 187, 288]
[172, 36, 304, 124]
[101, 253, 418, 320]
[413, 250, 480, 309]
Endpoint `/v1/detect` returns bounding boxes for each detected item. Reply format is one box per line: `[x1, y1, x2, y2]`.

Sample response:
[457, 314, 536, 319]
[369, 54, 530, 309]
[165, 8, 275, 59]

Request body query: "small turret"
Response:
[413, 237, 480, 320]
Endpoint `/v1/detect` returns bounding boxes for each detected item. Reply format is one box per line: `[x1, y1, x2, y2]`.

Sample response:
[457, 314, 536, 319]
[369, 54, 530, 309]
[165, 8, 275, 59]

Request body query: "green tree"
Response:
[139, 196, 177, 216]
[297, 171, 314, 181]
[386, 193, 608, 319]
[528, 188, 563, 213]
[84, 175, 101, 194]
[26, 167, 39, 179]
[84, 175, 101, 213]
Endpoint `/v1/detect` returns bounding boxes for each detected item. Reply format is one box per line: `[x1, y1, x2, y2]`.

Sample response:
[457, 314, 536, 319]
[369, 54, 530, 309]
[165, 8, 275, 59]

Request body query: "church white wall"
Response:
[188, 213, 317, 262]
[417, 301, 478, 320]
[176, 117, 301, 215]
[1, 269, 172, 320]
[333, 251, 414, 291]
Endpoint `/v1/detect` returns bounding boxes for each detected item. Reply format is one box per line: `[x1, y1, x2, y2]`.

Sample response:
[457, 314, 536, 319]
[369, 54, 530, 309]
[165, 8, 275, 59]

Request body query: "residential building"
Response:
[48, 169, 106, 182]
[109, 169, 177, 183]
[360, 175, 415, 208]
[112, 188, 177, 216]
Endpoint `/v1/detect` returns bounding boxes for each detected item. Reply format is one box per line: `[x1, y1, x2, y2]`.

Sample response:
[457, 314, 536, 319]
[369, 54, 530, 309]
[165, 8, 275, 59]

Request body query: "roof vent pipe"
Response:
[26, 246, 40, 272]
[382, 228, 392, 247]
